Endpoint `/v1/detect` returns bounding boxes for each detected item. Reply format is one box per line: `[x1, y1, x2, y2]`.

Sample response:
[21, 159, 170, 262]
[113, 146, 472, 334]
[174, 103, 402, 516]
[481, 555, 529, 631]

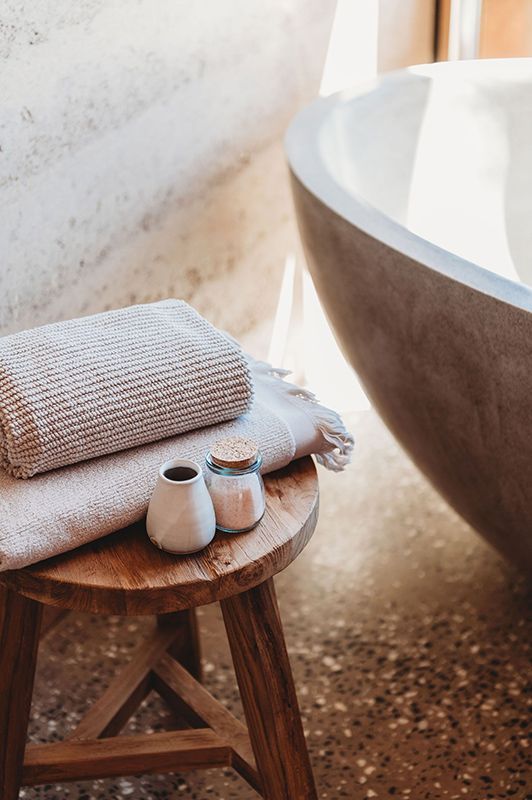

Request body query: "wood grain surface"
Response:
[68, 623, 182, 742]
[0, 458, 318, 615]
[23, 729, 231, 785]
[222, 578, 318, 799]
[158, 609, 202, 680]
[0, 587, 42, 799]
[152, 653, 260, 792]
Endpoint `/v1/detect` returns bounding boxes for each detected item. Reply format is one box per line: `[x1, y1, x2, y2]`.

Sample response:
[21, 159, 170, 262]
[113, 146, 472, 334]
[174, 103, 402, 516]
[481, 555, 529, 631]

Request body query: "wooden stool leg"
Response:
[157, 609, 202, 680]
[0, 587, 42, 800]
[221, 578, 317, 800]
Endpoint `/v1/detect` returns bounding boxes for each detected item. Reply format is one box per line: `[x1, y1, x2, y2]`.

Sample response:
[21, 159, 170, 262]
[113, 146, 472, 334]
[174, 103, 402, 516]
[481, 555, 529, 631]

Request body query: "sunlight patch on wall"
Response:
[267, 253, 296, 368]
[302, 268, 369, 412]
[319, 0, 379, 96]
[268, 255, 369, 413]
[267, 0, 379, 411]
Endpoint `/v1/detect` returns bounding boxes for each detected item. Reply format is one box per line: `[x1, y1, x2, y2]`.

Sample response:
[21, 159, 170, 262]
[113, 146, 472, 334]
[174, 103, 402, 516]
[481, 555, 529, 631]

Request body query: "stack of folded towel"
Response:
[0, 299, 354, 571]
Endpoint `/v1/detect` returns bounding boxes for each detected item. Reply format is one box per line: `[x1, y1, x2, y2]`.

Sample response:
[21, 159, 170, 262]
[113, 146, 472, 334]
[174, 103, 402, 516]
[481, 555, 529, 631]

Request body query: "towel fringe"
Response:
[248, 358, 354, 472]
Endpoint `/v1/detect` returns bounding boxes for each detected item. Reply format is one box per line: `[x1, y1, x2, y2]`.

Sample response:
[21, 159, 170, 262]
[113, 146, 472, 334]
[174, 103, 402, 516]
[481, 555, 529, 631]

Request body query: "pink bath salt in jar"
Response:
[205, 437, 265, 533]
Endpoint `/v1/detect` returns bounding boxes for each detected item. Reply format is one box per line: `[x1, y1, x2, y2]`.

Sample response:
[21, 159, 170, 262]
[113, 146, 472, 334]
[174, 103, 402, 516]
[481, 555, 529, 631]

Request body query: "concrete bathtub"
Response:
[286, 59, 532, 572]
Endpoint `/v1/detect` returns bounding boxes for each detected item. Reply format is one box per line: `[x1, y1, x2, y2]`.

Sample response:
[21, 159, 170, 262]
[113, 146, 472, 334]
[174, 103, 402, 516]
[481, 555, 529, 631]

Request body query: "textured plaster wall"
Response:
[1, 1, 336, 336]
[1, 1, 434, 340]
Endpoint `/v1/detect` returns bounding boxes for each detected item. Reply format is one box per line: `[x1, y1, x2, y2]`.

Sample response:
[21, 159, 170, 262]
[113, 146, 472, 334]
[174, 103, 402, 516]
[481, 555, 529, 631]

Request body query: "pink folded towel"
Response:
[0, 300, 253, 478]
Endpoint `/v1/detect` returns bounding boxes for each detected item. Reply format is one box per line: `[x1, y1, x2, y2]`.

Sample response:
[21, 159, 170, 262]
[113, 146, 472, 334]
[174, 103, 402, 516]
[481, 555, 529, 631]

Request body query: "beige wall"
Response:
[378, 0, 435, 72]
[480, 0, 532, 57]
[1, 1, 337, 337]
[1, 1, 435, 341]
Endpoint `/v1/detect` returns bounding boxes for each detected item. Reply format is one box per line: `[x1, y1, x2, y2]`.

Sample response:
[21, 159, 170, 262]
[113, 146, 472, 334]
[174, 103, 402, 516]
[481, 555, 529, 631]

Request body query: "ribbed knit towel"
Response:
[0, 300, 253, 478]
[0, 359, 354, 571]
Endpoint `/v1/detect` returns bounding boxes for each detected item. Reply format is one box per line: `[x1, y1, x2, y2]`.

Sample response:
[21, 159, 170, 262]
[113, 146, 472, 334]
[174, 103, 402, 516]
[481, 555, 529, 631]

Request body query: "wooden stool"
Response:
[0, 457, 319, 800]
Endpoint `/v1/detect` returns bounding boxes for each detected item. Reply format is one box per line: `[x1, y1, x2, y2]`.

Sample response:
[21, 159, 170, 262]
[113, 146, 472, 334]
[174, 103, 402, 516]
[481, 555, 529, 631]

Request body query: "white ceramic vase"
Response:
[146, 458, 216, 554]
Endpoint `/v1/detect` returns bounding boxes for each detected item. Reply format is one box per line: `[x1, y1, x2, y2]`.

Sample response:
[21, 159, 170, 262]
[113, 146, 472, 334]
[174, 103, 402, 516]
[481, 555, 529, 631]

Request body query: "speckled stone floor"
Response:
[22, 409, 531, 800]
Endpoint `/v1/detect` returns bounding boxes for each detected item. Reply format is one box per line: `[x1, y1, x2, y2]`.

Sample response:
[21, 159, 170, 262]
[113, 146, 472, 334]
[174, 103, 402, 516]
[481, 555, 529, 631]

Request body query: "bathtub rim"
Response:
[285, 58, 532, 315]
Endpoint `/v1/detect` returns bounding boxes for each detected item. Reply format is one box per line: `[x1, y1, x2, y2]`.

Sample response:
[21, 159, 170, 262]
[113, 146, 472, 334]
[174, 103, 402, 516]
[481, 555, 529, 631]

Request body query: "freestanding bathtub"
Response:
[286, 59, 532, 572]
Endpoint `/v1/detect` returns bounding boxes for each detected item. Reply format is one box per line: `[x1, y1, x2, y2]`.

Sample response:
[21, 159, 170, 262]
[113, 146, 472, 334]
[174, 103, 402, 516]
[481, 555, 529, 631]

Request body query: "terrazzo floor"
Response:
[23, 408, 531, 800]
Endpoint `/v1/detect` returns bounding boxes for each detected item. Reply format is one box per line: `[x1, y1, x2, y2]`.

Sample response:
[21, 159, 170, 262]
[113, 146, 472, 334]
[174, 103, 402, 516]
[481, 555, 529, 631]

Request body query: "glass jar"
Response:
[205, 437, 265, 534]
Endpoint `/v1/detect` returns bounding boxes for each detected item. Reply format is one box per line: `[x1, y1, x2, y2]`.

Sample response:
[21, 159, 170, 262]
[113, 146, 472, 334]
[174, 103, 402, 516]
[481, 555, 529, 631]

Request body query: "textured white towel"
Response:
[0, 361, 354, 572]
[0, 300, 253, 478]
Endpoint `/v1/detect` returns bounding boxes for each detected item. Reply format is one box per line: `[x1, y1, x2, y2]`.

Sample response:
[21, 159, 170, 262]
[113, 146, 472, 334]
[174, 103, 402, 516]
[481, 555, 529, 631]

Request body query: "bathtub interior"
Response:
[319, 60, 532, 286]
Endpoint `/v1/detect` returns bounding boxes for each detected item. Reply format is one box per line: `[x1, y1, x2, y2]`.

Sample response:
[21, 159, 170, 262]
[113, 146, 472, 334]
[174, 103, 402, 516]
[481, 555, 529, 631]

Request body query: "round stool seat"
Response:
[0, 458, 318, 616]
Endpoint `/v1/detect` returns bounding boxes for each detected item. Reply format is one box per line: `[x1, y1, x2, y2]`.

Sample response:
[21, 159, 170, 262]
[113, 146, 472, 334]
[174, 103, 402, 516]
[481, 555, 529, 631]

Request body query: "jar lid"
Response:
[209, 437, 259, 469]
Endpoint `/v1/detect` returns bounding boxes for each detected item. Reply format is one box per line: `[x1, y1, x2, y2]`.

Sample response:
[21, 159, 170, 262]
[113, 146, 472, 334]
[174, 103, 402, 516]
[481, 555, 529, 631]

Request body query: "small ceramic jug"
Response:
[146, 458, 216, 554]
